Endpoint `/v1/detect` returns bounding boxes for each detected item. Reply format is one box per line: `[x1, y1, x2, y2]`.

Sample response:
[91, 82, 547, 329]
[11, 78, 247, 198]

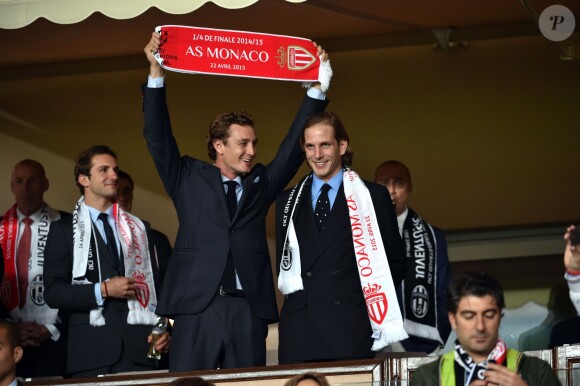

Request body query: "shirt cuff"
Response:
[94, 283, 104, 306]
[307, 87, 326, 100]
[44, 324, 60, 341]
[147, 76, 165, 88]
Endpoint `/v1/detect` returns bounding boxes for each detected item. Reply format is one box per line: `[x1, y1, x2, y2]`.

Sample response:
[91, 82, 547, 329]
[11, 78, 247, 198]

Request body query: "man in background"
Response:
[0, 159, 66, 378]
[375, 160, 451, 354]
[116, 170, 172, 278]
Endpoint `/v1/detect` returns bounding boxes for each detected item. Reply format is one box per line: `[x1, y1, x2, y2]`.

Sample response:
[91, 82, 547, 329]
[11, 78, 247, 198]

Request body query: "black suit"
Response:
[275, 178, 405, 362]
[0, 211, 68, 378]
[43, 215, 161, 376]
[142, 86, 328, 370]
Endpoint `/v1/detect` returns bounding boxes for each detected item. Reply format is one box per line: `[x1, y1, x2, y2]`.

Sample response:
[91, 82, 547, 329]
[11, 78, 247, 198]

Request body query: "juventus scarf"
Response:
[401, 208, 442, 343]
[454, 338, 507, 385]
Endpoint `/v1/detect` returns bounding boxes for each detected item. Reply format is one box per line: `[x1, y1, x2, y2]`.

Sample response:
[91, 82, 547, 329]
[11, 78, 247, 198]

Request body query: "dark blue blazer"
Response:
[142, 86, 328, 323]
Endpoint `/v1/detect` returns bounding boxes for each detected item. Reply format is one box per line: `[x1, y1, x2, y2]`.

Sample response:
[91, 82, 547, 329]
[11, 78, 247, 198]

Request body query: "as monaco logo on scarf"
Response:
[363, 283, 388, 324]
[133, 272, 150, 309]
[154, 25, 320, 82]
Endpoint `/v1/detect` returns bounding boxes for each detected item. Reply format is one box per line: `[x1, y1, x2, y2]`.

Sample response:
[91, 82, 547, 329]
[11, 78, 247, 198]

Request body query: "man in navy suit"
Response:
[44, 146, 169, 377]
[275, 112, 406, 363]
[143, 32, 331, 371]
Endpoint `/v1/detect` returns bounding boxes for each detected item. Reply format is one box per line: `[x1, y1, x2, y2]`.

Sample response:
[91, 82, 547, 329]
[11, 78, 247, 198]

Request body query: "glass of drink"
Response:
[147, 316, 168, 360]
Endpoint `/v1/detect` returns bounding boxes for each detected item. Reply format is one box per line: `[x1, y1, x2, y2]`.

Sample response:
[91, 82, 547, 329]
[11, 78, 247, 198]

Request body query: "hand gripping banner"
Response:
[154, 25, 321, 82]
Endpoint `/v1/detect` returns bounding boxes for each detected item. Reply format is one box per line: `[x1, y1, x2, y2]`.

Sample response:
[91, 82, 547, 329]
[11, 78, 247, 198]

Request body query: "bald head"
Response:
[374, 160, 412, 216]
[10, 159, 49, 216]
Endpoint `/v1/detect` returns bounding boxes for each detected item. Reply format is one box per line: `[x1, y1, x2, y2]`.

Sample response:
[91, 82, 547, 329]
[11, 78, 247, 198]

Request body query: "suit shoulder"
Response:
[58, 211, 72, 219]
[362, 180, 388, 192]
[50, 215, 73, 229]
[363, 180, 391, 200]
[411, 358, 440, 385]
[276, 185, 295, 203]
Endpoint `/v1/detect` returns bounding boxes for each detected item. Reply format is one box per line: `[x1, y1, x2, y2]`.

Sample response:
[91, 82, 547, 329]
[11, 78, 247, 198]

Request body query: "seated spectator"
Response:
[411, 271, 561, 386]
[0, 319, 24, 386]
[284, 372, 330, 386]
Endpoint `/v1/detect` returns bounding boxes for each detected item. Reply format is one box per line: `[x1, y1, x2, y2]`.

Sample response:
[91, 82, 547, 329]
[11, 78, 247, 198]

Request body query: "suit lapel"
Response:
[296, 183, 349, 271]
[199, 164, 232, 224]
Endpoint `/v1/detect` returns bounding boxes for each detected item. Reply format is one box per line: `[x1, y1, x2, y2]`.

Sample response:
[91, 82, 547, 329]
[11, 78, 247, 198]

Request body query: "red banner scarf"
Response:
[154, 25, 320, 82]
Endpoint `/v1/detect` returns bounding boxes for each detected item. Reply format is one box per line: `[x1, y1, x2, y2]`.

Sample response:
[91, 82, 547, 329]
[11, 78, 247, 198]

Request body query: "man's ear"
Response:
[339, 140, 348, 156]
[77, 174, 90, 189]
[214, 140, 224, 157]
[13, 346, 23, 364]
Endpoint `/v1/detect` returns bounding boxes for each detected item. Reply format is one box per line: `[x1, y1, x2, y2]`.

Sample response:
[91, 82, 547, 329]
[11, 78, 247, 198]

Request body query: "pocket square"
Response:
[253, 176, 260, 183]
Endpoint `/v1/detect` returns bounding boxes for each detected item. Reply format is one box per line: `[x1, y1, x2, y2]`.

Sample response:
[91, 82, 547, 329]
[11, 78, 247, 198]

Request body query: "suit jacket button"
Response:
[306, 272, 312, 277]
[334, 300, 340, 305]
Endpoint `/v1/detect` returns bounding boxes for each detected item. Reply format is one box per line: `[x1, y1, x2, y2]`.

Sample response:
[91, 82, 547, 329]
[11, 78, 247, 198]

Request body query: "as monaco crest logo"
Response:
[363, 283, 388, 324]
[277, 46, 316, 70]
[133, 272, 150, 308]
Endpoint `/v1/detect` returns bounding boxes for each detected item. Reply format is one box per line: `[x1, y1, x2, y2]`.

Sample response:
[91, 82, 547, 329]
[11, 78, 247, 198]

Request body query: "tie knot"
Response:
[321, 183, 331, 194]
[22, 217, 33, 226]
[98, 213, 109, 222]
[225, 180, 238, 190]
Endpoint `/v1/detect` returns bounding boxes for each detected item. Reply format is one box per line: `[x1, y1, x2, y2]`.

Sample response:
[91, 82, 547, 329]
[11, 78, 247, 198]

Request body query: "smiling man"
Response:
[411, 272, 560, 386]
[142, 33, 330, 371]
[43, 145, 169, 377]
[275, 112, 406, 363]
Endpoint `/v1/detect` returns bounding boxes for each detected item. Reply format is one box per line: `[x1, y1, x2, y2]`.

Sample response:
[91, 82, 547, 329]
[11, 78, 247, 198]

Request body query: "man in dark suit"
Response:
[43, 145, 170, 378]
[142, 33, 330, 371]
[0, 159, 67, 378]
[275, 112, 406, 363]
[374, 160, 451, 355]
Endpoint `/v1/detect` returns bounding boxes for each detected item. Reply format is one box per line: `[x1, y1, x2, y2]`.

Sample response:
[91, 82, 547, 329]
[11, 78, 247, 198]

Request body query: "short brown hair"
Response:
[301, 112, 354, 168]
[206, 111, 254, 161]
[74, 145, 117, 195]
